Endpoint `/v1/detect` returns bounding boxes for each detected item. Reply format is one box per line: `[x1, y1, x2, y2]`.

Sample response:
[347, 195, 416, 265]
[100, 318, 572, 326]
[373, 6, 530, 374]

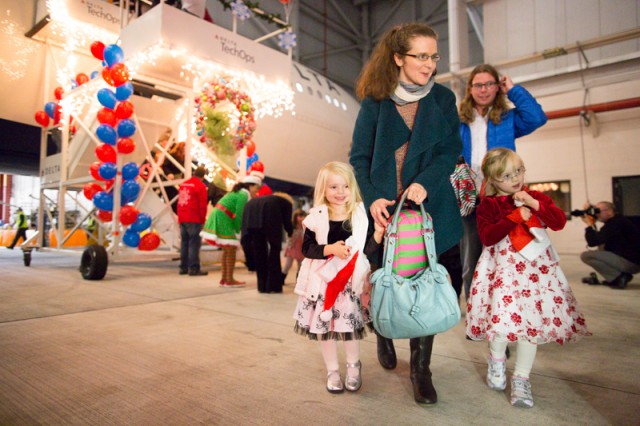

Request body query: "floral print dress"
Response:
[466, 192, 590, 345]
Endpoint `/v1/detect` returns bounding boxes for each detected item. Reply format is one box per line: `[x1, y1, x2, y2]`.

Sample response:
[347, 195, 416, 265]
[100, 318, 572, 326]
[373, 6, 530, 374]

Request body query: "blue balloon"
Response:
[130, 212, 152, 232]
[90, 70, 100, 79]
[121, 179, 140, 200]
[121, 162, 139, 180]
[121, 194, 134, 206]
[122, 229, 140, 248]
[117, 119, 136, 138]
[99, 162, 117, 180]
[115, 82, 133, 101]
[93, 191, 113, 211]
[96, 124, 117, 145]
[44, 102, 56, 119]
[103, 44, 124, 67]
[97, 88, 117, 109]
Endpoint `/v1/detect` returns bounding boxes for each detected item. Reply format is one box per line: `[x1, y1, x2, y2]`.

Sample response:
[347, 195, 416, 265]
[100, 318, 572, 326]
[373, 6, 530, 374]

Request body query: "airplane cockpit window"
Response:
[325, 94, 332, 104]
[341, 102, 347, 111]
[317, 90, 322, 99]
[333, 98, 339, 107]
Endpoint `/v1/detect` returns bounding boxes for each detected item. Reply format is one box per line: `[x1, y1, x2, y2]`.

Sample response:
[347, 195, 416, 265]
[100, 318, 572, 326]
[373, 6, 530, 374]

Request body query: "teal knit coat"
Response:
[350, 83, 463, 255]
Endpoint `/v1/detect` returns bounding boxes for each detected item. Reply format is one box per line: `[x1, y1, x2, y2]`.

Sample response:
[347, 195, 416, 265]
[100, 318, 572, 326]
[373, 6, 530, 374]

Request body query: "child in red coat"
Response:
[466, 148, 590, 408]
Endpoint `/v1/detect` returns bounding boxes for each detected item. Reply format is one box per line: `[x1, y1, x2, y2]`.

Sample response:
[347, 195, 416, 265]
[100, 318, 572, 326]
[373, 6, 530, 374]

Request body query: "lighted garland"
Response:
[195, 78, 257, 155]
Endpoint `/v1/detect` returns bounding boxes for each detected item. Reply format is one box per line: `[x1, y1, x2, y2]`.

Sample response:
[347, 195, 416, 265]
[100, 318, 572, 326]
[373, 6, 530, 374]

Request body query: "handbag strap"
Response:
[381, 191, 437, 275]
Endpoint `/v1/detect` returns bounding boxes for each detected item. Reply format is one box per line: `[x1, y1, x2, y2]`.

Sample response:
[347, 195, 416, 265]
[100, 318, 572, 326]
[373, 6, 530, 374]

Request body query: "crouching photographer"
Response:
[578, 201, 640, 289]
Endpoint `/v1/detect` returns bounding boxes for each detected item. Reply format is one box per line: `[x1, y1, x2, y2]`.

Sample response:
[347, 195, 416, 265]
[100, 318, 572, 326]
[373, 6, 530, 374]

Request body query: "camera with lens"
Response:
[570, 205, 600, 217]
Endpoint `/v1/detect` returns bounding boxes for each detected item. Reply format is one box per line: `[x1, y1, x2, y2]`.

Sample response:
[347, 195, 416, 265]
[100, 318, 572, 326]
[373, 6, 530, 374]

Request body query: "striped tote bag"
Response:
[391, 209, 428, 277]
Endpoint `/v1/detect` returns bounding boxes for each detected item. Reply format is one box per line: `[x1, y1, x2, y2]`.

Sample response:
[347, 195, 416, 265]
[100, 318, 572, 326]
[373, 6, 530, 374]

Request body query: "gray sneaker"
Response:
[510, 376, 534, 408]
[487, 355, 507, 390]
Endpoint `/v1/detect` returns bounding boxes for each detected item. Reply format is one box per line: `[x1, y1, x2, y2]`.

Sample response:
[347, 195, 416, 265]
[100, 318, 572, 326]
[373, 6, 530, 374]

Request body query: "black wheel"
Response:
[23, 251, 31, 267]
[80, 245, 108, 280]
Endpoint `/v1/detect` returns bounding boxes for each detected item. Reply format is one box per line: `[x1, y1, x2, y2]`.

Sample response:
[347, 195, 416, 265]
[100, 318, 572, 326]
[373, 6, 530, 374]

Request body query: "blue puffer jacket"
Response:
[459, 85, 548, 165]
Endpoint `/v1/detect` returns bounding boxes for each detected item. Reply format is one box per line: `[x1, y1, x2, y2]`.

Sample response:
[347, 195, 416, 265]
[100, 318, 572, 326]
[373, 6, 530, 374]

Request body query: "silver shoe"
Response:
[345, 361, 362, 392]
[510, 376, 534, 408]
[487, 354, 507, 390]
[326, 370, 344, 393]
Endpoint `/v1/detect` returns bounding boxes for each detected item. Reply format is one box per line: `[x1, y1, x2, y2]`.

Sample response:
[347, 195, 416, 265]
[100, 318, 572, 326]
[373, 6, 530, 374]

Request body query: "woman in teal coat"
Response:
[349, 22, 462, 405]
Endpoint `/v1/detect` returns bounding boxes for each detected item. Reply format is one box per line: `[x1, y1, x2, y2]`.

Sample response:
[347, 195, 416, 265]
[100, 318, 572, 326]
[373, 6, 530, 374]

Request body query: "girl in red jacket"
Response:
[466, 148, 590, 408]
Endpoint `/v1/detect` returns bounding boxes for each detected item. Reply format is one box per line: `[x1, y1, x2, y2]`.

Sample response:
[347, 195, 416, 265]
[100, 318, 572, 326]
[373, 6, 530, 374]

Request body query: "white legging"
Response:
[320, 340, 359, 371]
[490, 340, 538, 378]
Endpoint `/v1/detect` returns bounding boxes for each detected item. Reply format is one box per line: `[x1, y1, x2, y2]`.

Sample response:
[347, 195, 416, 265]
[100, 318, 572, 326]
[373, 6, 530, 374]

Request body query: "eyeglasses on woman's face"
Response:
[401, 52, 441, 62]
[495, 167, 526, 182]
[471, 81, 499, 90]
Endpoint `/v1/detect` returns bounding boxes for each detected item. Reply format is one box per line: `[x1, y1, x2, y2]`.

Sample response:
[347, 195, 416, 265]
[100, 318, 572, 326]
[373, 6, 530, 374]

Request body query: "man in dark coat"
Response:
[241, 193, 294, 293]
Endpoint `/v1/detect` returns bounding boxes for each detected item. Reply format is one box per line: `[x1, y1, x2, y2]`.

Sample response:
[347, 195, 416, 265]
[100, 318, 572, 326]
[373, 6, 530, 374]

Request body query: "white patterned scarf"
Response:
[391, 77, 435, 105]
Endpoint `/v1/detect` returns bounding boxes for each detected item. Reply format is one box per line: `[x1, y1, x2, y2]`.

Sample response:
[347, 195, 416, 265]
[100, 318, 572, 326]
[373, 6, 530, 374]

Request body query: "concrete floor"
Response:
[0, 248, 638, 425]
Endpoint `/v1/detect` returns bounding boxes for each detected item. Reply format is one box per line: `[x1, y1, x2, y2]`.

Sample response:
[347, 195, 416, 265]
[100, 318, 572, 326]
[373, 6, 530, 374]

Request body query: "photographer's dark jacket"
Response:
[585, 215, 640, 265]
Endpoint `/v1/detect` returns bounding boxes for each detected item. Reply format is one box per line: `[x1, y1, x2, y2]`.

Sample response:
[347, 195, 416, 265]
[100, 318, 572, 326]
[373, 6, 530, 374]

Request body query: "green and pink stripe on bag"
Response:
[392, 209, 428, 277]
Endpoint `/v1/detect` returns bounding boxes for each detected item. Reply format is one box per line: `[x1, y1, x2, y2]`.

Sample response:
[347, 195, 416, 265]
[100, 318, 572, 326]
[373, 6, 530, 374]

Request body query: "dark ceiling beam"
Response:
[301, 44, 360, 61]
[298, 28, 362, 62]
[418, 0, 447, 23]
[370, 1, 404, 39]
[327, 0, 360, 37]
[299, 3, 360, 44]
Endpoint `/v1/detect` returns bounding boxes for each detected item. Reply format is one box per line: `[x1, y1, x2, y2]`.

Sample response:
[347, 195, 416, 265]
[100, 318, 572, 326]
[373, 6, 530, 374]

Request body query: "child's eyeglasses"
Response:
[495, 167, 526, 182]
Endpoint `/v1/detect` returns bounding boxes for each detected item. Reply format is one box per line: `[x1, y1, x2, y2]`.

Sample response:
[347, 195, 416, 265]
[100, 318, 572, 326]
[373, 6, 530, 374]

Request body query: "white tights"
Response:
[320, 340, 360, 374]
[489, 340, 538, 378]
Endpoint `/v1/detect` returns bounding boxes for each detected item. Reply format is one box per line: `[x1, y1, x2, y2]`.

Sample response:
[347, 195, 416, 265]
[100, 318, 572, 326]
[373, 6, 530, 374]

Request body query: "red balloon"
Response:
[114, 101, 134, 119]
[110, 63, 130, 86]
[91, 41, 105, 60]
[117, 137, 136, 154]
[138, 232, 161, 251]
[90, 161, 106, 181]
[95, 143, 116, 163]
[54, 86, 64, 100]
[102, 67, 115, 86]
[83, 182, 103, 200]
[35, 110, 50, 127]
[53, 104, 62, 125]
[279, 0, 291, 4]
[96, 209, 112, 222]
[76, 73, 89, 86]
[245, 139, 256, 157]
[119, 205, 139, 226]
[96, 107, 117, 126]
[249, 161, 264, 173]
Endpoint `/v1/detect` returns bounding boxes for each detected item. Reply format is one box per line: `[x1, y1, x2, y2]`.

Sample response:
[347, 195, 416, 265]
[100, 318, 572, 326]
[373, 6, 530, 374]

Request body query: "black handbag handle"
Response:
[381, 191, 437, 276]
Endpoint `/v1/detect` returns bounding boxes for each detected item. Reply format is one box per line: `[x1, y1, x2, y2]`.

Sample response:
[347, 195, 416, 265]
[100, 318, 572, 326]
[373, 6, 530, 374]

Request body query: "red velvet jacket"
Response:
[476, 190, 566, 247]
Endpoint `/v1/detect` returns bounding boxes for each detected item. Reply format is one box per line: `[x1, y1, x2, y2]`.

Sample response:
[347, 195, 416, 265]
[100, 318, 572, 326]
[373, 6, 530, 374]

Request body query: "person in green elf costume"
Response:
[201, 175, 261, 287]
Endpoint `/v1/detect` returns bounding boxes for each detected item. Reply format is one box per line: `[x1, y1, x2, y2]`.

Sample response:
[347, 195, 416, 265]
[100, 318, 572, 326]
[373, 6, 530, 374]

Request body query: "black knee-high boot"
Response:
[410, 335, 437, 404]
[376, 332, 397, 370]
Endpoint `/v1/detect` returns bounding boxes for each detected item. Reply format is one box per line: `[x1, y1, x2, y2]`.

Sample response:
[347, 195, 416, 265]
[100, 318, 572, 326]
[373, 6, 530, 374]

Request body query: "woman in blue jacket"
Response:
[458, 64, 547, 301]
[350, 22, 463, 405]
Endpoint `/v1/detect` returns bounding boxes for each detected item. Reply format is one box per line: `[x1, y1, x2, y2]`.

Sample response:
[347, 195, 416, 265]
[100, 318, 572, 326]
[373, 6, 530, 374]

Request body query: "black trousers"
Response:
[8, 228, 28, 249]
[248, 229, 285, 293]
[438, 243, 463, 300]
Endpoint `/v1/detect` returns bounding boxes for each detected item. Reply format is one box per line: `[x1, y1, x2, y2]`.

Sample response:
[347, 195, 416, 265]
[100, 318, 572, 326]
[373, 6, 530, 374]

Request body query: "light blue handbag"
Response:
[370, 193, 461, 339]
